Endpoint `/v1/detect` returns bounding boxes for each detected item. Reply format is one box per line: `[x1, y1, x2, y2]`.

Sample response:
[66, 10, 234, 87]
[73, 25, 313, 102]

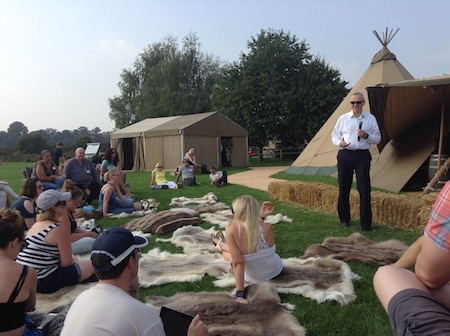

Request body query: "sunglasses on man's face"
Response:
[350, 101, 363, 105]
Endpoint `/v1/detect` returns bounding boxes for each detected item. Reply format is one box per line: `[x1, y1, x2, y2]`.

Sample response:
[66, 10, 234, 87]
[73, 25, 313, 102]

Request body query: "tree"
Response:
[212, 29, 348, 155]
[109, 33, 222, 129]
[16, 133, 48, 154]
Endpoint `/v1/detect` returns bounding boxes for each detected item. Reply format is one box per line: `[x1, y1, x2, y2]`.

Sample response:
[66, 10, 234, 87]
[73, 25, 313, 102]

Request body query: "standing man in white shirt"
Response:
[331, 92, 381, 231]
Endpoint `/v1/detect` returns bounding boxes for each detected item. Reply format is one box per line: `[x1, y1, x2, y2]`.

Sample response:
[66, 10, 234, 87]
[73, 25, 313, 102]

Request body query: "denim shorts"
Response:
[388, 288, 450, 335]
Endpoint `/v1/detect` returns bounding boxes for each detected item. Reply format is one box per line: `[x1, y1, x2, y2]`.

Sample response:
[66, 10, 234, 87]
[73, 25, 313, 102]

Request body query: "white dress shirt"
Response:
[331, 111, 381, 150]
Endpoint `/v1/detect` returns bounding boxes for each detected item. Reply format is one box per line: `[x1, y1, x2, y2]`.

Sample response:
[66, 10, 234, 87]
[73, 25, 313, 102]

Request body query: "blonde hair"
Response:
[37, 208, 58, 223]
[188, 148, 195, 154]
[103, 169, 119, 182]
[232, 195, 260, 252]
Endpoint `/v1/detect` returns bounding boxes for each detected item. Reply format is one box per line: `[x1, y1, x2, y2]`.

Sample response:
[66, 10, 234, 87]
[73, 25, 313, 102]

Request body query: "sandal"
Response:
[211, 233, 223, 253]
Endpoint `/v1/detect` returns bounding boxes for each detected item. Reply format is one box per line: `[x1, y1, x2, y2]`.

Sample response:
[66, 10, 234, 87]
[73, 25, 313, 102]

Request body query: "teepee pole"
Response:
[423, 86, 448, 195]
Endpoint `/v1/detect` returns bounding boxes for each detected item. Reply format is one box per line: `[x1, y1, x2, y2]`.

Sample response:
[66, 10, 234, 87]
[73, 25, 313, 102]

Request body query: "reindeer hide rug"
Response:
[300, 233, 409, 265]
[146, 282, 306, 336]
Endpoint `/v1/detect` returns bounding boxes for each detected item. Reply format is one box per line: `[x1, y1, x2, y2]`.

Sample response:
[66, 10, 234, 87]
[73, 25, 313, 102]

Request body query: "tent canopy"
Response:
[366, 75, 450, 192]
[287, 29, 414, 177]
[110, 111, 248, 171]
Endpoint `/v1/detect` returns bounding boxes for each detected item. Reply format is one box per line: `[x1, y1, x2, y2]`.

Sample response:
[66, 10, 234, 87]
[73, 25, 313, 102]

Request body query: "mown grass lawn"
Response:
[2, 161, 421, 335]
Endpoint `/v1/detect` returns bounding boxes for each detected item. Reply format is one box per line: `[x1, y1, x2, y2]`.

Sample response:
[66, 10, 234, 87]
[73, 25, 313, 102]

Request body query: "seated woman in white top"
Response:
[150, 162, 177, 189]
[211, 195, 283, 304]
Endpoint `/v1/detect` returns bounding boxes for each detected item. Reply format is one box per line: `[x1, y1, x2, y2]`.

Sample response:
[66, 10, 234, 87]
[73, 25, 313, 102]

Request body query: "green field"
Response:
[2, 161, 420, 335]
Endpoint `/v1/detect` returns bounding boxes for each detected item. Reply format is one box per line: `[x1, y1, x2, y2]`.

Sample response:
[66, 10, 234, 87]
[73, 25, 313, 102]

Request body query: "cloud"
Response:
[97, 39, 137, 60]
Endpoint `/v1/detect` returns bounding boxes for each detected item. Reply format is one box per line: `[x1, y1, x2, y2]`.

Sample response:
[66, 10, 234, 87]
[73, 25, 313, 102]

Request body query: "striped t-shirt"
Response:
[16, 224, 61, 279]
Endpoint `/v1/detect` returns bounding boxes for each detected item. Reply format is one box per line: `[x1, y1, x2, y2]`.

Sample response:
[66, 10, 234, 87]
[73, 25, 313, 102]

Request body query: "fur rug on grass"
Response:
[200, 209, 293, 228]
[170, 192, 218, 207]
[148, 226, 357, 305]
[300, 233, 409, 265]
[146, 282, 306, 336]
[122, 210, 202, 234]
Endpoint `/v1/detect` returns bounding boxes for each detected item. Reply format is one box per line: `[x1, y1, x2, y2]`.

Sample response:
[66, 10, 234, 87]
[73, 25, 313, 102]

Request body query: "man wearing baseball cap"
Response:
[61, 227, 209, 335]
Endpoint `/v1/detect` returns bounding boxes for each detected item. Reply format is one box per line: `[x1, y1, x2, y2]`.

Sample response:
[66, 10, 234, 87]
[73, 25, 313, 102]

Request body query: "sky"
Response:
[1, 0, 449, 133]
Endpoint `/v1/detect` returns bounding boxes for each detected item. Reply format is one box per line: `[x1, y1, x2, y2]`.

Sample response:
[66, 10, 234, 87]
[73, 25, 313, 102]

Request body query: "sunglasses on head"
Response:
[350, 101, 363, 105]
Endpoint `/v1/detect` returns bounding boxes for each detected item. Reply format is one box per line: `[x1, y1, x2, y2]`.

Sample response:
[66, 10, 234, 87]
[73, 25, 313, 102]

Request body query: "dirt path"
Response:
[227, 166, 288, 191]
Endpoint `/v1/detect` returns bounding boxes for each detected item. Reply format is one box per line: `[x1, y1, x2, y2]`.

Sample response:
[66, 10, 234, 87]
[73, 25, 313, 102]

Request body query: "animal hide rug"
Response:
[170, 192, 218, 207]
[122, 210, 202, 234]
[150, 226, 357, 305]
[300, 232, 409, 265]
[200, 209, 293, 228]
[146, 282, 306, 336]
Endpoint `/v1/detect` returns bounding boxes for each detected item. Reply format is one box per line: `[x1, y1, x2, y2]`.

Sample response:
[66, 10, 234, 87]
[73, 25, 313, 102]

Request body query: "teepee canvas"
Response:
[286, 29, 414, 176]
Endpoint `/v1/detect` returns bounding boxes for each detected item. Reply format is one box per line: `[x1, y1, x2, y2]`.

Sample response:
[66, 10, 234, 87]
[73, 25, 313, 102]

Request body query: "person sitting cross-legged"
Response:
[150, 162, 177, 189]
[63, 147, 102, 205]
[176, 159, 196, 186]
[34, 149, 65, 191]
[209, 167, 227, 187]
[16, 190, 95, 293]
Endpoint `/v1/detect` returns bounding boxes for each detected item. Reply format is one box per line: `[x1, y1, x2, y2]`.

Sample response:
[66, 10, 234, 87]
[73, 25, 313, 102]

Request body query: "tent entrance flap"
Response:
[122, 138, 134, 170]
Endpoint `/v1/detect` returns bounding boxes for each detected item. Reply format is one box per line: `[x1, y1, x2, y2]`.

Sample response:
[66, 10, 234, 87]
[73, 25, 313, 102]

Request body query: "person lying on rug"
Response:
[59, 180, 99, 254]
[373, 180, 450, 335]
[211, 195, 283, 304]
[61, 227, 210, 336]
[99, 169, 140, 217]
[150, 162, 178, 189]
[0, 208, 38, 336]
[16, 190, 95, 294]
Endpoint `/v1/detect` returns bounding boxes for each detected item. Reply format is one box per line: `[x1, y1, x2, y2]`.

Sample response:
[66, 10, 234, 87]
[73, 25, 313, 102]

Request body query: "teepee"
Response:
[287, 28, 414, 176]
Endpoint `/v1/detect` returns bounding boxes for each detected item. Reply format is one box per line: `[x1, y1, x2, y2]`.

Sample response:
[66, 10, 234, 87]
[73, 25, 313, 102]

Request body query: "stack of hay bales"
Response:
[268, 181, 437, 232]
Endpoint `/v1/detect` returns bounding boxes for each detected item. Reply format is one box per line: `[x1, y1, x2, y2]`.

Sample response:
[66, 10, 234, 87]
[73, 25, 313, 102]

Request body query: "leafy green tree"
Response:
[16, 133, 48, 154]
[212, 29, 348, 154]
[109, 33, 222, 129]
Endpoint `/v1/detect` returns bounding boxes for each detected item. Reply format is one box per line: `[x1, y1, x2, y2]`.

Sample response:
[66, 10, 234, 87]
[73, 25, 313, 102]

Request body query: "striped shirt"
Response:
[16, 224, 61, 279]
[425, 181, 450, 252]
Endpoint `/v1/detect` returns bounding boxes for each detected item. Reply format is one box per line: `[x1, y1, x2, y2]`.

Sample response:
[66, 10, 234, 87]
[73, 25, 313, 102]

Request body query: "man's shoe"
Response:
[361, 227, 371, 232]
[341, 222, 350, 228]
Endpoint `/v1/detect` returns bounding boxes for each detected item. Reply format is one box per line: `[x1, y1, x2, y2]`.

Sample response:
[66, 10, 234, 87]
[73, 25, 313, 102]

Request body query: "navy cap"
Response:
[90, 227, 148, 274]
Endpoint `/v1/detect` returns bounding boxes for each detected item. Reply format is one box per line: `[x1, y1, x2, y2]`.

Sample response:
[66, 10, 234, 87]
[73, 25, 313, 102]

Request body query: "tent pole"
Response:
[423, 87, 447, 195]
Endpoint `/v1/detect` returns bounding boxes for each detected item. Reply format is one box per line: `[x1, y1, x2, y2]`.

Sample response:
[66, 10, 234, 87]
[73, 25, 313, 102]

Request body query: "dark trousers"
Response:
[337, 149, 372, 229]
[76, 180, 102, 204]
[218, 171, 228, 185]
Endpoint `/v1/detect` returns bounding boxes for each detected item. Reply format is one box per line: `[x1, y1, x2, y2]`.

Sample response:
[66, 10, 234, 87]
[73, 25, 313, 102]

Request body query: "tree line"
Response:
[109, 29, 349, 152]
[0, 121, 110, 159]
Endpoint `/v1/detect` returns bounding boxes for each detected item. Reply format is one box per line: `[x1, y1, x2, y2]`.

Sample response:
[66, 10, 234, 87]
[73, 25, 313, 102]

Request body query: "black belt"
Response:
[341, 149, 369, 152]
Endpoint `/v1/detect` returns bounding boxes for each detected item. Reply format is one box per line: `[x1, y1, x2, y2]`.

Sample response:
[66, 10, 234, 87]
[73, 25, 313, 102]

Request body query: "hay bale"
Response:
[268, 181, 439, 232]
